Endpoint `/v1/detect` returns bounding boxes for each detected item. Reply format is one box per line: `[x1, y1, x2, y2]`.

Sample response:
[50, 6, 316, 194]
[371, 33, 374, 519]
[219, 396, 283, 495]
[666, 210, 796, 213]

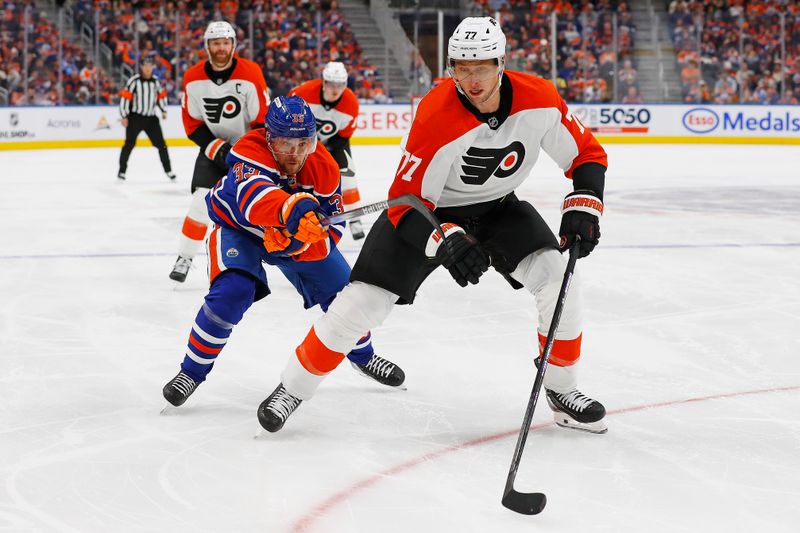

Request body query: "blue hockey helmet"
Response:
[266, 95, 316, 140]
[266, 96, 317, 172]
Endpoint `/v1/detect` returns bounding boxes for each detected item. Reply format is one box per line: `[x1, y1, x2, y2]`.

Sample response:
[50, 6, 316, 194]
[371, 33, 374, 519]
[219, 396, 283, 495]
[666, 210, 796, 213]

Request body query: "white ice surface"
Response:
[1, 143, 799, 532]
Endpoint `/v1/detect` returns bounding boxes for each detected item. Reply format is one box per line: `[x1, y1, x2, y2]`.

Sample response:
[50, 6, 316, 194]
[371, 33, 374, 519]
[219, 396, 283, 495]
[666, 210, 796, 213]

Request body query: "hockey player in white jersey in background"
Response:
[257, 16, 610, 434]
[170, 21, 270, 282]
[290, 62, 365, 240]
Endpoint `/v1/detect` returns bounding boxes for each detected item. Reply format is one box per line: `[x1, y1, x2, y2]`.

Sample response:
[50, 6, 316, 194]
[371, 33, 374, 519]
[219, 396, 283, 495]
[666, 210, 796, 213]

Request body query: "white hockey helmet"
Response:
[447, 17, 506, 63]
[447, 17, 506, 98]
[322, 61, 348, 84]
[204, 21, 236, 55]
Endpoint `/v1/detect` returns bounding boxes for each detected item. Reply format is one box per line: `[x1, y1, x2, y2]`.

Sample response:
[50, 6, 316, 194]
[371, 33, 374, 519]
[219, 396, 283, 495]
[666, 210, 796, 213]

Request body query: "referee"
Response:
[117, 56, 175, 181]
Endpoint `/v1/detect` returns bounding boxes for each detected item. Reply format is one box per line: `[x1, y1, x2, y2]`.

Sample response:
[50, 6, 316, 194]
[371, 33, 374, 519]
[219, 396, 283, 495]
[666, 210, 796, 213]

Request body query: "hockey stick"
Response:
[501, 239, 581, 515]
[319, 193, 450, 247]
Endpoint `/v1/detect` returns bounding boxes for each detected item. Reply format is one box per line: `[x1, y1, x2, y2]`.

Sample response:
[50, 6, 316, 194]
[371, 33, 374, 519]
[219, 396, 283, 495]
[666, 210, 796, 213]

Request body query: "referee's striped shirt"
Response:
[119, 74, 167, 117]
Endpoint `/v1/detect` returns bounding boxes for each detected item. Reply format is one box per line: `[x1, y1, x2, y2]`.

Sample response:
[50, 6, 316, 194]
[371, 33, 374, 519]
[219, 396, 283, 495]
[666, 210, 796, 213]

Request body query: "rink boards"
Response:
[0, 103, 799, 150]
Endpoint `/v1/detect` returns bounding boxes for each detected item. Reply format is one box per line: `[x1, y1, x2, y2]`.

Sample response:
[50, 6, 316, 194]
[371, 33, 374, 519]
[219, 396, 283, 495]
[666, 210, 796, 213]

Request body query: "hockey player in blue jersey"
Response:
[162, 95, 406, 410]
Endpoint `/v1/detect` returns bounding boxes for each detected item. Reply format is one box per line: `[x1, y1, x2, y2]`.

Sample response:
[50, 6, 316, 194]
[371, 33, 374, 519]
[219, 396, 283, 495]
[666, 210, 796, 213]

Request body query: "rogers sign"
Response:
[683, 107, 719, 133]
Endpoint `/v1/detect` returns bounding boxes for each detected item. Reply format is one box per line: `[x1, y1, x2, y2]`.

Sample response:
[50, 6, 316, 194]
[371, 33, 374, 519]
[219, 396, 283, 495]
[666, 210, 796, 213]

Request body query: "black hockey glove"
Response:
[204, 138, 233, 170]
[559, 190, 603, 258]
[430, 225, 490, 287]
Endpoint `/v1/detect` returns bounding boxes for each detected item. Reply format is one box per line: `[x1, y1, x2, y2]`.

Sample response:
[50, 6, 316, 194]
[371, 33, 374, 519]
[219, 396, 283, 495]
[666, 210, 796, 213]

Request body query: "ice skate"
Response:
[257, 383, 302, 433]
[162, 371, 200, 408]
[169, 255, 192, 283]
[166, 171, 176, 181]
[545, 388, 607, 434]
[350, 354, 406, 389]
[117, 172, 126, 181]
[349, 219, 365, 240]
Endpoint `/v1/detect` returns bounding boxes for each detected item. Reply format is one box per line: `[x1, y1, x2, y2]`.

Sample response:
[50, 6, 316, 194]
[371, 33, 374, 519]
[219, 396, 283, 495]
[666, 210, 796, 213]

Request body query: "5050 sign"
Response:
[572, 106, 650, 133]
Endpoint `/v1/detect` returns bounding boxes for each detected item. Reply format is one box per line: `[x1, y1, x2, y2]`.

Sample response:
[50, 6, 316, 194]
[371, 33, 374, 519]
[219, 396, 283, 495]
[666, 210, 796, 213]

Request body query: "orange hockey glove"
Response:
[280, 193, 329, 244]
[263, 227, 292, 253]
[291, 239, 330, 262]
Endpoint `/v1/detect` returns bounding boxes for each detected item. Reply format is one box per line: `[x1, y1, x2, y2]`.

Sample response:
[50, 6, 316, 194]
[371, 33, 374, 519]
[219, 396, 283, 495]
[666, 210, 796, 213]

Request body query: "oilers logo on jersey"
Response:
[460, 141, 526, 185]
[203, 96, 242, 123]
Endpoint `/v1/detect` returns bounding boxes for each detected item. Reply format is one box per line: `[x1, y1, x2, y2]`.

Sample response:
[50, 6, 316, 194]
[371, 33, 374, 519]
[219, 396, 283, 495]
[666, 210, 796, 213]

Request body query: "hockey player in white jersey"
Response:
[290, 62, 365, 240]
[257, 16, 609, 434]
[170, 21, 270, 283]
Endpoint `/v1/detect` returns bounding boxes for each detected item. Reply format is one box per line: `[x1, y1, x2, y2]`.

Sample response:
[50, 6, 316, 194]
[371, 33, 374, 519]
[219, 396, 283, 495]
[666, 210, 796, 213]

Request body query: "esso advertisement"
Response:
[682, 107, 719, 133]
[571, 105, 651, 134]
[682, 107, 800, 134]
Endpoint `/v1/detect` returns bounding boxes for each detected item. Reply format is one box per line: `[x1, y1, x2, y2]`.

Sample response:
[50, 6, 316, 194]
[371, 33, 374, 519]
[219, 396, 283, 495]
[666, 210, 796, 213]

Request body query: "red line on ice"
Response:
[290, 384, 800, 532]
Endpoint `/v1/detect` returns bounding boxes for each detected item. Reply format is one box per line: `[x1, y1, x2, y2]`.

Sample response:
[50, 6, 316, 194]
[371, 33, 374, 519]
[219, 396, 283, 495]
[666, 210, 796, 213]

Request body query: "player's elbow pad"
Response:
[204, 138, 232, 169]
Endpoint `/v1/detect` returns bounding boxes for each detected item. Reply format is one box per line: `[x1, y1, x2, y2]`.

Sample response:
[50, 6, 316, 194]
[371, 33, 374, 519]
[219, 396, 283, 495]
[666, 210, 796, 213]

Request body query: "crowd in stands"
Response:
[5, 0, 799, 107]
[0, 0, 116, 104]
[66, 0, 389, 104]
[668, 0, 799, 104]
[476, 0, 638, 103]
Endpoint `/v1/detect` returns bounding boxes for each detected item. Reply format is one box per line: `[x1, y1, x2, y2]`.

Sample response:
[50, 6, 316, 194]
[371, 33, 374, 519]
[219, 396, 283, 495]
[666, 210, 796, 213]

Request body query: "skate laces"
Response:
[171, 373, 196, 396]
[174, 257, 192, 274]
[268, 387, 301, 421]
[557, 390, 593, 412]
[365, 356, 395, 378]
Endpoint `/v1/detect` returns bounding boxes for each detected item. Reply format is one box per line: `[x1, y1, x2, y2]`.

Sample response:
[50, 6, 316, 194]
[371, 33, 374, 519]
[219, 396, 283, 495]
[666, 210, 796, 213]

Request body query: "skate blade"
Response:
[553, 412, 608, 434]
[254, 427, 265, 439]
[160, 403, 172, 415]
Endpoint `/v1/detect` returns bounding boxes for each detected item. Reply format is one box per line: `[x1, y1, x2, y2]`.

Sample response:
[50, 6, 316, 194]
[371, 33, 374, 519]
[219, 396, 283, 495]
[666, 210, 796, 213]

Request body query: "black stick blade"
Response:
[502, 490, 547, 515]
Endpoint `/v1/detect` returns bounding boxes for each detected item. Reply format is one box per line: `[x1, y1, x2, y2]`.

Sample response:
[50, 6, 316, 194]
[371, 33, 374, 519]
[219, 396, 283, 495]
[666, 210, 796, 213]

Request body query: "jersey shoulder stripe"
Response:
[228, 130, 281, 175]
[289, 79, 322, 104]
[337, 88, 359, 117]
[506, 70, 561, 113]
[404, 79, 481, 154]
[182, 62, 207, 86]
[296, 143, 340, 197]
[232, 57, 267, 86]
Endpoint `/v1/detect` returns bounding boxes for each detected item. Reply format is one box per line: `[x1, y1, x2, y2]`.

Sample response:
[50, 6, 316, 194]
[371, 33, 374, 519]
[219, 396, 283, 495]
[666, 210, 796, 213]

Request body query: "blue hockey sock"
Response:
[180, 271, 256, 382]
[345, 333, 374, 365]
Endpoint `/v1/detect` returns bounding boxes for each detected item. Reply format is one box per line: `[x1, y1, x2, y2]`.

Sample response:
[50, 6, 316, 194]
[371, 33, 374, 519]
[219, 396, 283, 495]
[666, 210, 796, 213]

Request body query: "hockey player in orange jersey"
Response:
[257, 17, 609, 434]
[289, 62, 365, 240]
[169, 21, 270, 283]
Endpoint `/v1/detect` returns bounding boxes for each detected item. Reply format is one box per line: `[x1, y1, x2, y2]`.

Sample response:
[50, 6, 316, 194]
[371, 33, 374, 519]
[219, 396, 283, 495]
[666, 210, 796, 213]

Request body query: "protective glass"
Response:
[268, 135, 317, 157]
[448, 62, 500, 83]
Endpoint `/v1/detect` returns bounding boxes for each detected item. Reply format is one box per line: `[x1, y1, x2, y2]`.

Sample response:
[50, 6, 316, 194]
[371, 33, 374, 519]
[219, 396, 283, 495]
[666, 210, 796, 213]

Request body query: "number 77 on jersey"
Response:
[396, 149, 422, 182]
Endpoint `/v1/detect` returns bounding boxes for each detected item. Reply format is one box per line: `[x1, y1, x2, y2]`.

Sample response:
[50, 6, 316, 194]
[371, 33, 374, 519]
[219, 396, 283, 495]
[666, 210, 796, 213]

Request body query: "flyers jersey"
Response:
[206, 129, 345, 253]
[388, 70, 607, 225]
[289, 79, 359, 144]
[182, 57, 270, 144]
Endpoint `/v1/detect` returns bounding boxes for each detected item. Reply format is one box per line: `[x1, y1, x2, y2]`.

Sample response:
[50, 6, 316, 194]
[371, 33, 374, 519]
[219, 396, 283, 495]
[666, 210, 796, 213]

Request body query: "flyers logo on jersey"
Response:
[460, 141, 526, 185]
[315, 118, 337, 136]
[203, 96, 242, 123]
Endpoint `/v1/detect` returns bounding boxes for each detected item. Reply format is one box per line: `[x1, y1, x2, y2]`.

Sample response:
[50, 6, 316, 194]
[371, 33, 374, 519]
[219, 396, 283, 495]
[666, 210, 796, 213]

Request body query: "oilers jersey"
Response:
[289, 79, 359, 144]
[388, 70, 608, 225]
[205, 129, 345, 253]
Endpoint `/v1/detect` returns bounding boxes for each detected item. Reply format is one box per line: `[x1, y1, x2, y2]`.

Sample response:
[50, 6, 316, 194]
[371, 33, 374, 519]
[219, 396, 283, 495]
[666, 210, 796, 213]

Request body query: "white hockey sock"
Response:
[314, 281, 397, 353]
[178, 188, 211, 258]
[511, 248, 583, 392]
